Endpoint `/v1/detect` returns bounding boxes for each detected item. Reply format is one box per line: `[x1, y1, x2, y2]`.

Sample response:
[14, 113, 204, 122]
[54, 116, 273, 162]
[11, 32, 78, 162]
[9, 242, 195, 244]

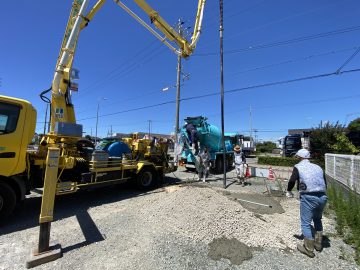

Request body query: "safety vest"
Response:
[295, 159, 326, 194]
[234, 152, 245, 165]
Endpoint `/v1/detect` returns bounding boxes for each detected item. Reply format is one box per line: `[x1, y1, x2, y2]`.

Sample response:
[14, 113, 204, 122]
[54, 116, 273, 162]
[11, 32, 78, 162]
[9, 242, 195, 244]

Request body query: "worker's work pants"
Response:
[235, 163, 246, 178]
[300, 193, 328, 239]
[199, 161, 210, 179]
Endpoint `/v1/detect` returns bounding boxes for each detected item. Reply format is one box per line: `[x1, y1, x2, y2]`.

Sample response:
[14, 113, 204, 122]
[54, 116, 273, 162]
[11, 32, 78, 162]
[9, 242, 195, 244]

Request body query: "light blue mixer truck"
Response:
[178, 116, 241, 173]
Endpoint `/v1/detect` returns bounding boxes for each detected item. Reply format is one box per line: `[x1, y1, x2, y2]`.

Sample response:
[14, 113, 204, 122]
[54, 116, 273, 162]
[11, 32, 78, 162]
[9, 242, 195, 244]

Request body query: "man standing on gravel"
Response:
[233, 145, 247, 186]
[286, 148, 327, 258]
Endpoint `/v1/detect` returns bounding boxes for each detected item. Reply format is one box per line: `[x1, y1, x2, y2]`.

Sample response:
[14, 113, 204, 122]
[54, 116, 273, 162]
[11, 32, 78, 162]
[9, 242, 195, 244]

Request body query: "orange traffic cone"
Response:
[268, 166, 275, 181]
[245, 166, 251, 178]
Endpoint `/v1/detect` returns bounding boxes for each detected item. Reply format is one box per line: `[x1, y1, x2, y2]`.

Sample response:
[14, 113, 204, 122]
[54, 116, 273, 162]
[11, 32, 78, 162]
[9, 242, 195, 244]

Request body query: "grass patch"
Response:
[257, 156, 298, 167]
[258, 156, 325, 168]
[327, 183, 360, 265]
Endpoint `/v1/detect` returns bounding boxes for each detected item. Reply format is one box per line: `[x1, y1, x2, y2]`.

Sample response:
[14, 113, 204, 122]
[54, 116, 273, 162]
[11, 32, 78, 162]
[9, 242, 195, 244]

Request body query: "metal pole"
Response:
[43, 104, 48, 135]
[175, 19, 183, 144]
[219, 0, 226, 189]
[249, 105, 253, 144]
[95, 101, 100, 146]
[148, 120, 151, 139]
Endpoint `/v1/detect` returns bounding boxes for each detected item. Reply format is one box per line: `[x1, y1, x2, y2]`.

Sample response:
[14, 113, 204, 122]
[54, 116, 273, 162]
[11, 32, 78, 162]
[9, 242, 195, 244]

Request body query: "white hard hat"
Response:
[295, 149, 310, 159]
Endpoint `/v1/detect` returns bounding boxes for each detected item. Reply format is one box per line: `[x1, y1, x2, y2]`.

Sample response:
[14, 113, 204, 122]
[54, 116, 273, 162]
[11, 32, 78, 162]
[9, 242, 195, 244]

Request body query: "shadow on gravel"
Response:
[0, 180, 172, 236]
[62, 210, 105, 254]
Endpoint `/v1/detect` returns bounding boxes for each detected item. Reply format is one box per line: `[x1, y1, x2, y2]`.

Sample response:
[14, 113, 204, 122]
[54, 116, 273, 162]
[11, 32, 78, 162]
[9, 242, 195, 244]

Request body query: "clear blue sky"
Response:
[1, 0, 360, 142]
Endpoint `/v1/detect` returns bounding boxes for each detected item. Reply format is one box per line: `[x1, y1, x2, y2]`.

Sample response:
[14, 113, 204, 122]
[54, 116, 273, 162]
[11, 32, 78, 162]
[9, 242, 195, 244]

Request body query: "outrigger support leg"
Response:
[26, 147, 62, 268]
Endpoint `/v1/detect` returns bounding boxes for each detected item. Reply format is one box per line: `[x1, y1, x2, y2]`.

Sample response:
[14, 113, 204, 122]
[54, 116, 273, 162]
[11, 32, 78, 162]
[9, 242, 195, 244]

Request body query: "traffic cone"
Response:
[245, 165, 251, 178]
[268, 166, 275, 181]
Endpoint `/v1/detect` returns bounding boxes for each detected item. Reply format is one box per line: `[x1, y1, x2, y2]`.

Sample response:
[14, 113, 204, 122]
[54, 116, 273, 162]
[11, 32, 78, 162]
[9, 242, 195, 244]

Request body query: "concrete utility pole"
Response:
[95, 98, 107, 145]
[249, 105, 253, 144]
[219, 0, 226, 189]
[174, 19, 183, 144]
[148, 120, 152, 139]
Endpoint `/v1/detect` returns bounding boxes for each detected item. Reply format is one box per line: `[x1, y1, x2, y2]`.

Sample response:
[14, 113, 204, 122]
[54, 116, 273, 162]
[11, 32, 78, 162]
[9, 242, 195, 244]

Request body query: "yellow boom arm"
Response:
[49, 0, 206, 133]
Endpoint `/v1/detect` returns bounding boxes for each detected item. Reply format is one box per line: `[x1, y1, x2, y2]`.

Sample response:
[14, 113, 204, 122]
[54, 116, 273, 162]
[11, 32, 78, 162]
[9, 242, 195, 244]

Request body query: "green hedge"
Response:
[328, 183, 360, 265]
[257, 156, 298, 167]
[257, 156, 325, 168]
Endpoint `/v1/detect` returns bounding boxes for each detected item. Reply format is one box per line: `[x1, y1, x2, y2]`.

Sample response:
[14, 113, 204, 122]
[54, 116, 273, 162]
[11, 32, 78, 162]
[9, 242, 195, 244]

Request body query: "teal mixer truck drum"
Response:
[179, 116, 238, 173]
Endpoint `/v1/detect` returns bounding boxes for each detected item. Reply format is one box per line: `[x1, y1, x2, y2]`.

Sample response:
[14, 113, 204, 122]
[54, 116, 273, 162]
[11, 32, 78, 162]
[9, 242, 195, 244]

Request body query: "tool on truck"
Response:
[0, 0, 206, 225]
[178, 116, 234, 174]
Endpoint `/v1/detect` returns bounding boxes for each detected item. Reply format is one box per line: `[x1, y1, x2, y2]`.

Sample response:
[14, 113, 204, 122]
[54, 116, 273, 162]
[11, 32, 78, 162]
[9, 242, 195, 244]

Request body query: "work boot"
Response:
[314, 231, 323, 252]
[297, 238, 315, 258]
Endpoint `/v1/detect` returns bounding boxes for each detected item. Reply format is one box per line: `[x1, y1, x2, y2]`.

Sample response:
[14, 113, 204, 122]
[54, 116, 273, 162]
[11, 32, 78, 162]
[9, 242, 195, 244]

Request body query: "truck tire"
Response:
[136, 168, 156, 190]
[0, 182, 17, 220]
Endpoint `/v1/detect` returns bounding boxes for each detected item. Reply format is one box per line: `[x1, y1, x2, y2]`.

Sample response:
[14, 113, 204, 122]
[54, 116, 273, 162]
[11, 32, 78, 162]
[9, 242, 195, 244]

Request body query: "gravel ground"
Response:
[0, 167, 358, 270]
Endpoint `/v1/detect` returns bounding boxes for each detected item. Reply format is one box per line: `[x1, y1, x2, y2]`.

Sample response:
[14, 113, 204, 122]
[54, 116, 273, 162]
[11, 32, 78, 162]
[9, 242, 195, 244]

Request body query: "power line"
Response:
[195, 25, 360, 56]
[336, 47, 360, 73]
[231, 46, 359, 77]
[75, 46, 358, 115]
[75, 41, 164, 98]
[77, 67, 360, 122]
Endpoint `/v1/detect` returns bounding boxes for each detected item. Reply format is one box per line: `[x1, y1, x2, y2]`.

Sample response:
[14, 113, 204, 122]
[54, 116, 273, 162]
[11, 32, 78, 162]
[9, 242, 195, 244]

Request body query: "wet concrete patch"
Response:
[220, 191, 285, 215]
[208, 236, 253, 265]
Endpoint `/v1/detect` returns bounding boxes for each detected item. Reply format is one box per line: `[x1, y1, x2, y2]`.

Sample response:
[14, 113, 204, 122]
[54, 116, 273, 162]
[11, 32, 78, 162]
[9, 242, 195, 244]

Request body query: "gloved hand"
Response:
[286, 191, 294, 198]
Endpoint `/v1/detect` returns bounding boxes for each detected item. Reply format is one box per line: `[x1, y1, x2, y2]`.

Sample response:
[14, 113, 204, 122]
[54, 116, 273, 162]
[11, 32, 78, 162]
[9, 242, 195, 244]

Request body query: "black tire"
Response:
[0, 182, 17, 220]
[136, 168, 156, 190]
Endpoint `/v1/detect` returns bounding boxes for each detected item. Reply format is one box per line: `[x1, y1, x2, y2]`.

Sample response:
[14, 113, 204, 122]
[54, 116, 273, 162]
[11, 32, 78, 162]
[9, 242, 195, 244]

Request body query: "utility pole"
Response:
[148, 120, 152, 139]
[219, 0, 226, 189]
[174, 19, 183, 144]
[249, 105, 253, 144]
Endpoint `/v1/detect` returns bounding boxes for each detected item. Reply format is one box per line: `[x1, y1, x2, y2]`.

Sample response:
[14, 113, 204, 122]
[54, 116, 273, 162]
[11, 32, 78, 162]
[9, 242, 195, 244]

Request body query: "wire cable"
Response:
[195, 25, 360, 56]
[231, 46, 359, 77]
[336, 47, 360, 73]
[77, 67, 360, 122]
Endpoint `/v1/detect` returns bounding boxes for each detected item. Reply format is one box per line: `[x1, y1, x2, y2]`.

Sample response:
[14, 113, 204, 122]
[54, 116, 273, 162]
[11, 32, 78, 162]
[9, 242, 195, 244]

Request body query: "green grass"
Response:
[327, 183, 360, 265]
[257, 156, 325, 169]
[257, 156, 298, 167]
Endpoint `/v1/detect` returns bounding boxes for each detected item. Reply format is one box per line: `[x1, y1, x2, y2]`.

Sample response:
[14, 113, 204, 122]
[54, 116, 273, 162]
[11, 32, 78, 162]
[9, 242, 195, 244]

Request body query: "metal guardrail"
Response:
[325, 153, 360, 194]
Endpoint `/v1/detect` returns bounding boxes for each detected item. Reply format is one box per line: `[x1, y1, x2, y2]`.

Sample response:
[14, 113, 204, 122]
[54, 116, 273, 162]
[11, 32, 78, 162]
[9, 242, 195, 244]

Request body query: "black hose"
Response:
[39, 86, 52, 104]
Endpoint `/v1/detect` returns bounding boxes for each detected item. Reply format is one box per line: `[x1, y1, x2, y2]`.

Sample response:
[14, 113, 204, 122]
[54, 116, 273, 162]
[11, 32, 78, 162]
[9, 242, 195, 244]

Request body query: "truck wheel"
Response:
[136, 168, 156, 190]
[0, 182, 17, 220]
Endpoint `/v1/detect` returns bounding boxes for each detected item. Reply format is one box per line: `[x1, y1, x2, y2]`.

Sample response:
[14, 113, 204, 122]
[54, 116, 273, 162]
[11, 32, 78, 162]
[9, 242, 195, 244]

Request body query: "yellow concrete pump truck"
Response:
[0, 0, 206, 221]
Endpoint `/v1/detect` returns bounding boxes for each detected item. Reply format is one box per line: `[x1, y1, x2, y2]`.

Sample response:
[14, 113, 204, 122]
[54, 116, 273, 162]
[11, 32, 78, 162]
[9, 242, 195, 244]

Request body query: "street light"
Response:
[95, 97, 107, 146]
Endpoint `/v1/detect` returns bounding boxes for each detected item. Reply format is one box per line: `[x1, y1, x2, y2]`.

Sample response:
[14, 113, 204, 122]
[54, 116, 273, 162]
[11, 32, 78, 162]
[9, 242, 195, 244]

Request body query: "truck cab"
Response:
[0, 95, 37, 218]
[283, 134, 302, 157]
[0, 96, 37, 177]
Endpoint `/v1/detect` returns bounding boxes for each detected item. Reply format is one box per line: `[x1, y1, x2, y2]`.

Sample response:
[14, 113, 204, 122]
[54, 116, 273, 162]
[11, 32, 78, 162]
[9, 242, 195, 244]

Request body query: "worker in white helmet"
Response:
[287, 148, 327, 258]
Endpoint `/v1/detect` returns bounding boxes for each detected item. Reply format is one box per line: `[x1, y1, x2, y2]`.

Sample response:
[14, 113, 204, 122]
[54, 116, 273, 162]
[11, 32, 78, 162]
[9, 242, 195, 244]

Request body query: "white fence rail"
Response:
[325, 153, 360, 194]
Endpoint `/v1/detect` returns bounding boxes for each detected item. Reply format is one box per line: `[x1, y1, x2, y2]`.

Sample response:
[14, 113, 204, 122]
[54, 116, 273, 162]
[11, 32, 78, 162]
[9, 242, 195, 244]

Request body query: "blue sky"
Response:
[1, 0, 360, 142]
